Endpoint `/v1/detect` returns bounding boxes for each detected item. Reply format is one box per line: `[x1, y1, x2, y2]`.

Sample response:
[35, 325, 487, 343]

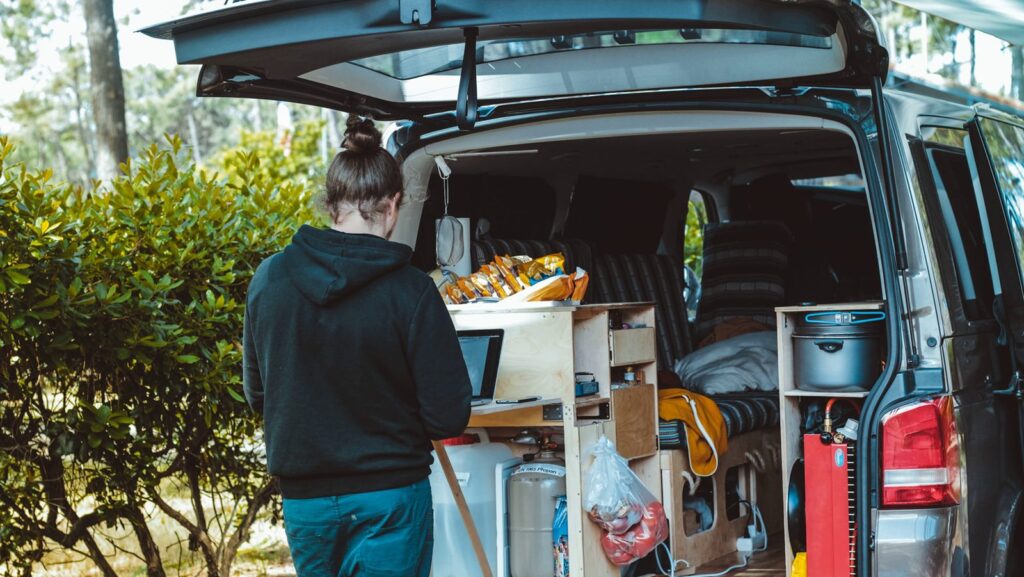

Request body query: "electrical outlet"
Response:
[737, 524, 766, 553]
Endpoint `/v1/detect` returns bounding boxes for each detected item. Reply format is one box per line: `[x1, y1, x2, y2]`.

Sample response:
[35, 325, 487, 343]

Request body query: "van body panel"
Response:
[873, 506, 960, 577]
[140, 0, 888, 119]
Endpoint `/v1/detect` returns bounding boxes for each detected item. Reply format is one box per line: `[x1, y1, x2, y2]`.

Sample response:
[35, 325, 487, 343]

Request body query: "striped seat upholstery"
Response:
[658, 392, 780, 445]
[471, 240, 692, 369]
[471, 238, 595, 276]
[591, 254, 692, 369]
[695, 221, 793, 344]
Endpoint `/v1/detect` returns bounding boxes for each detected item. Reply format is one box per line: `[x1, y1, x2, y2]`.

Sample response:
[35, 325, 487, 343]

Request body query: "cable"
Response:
[653, 500, 768, 577]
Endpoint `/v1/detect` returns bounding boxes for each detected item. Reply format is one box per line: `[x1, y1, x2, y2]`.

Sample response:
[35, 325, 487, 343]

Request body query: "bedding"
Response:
[673, 330, 778, 395]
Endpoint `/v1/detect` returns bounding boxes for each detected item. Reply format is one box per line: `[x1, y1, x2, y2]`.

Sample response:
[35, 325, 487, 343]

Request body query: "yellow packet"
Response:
[470, 272, 496, 297]
[536, 253, 566, 275]
[571, 268, 590, 302]
[481, 265, 510, 298]
[494, 256, 525, 293]
[457, 278, 480, 301]
[525, 275, 575, 302]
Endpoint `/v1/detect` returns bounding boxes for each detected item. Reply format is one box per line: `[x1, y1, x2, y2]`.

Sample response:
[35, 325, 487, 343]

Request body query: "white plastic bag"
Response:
[583, 436, 669, 566]
[583, 436, 657, 534]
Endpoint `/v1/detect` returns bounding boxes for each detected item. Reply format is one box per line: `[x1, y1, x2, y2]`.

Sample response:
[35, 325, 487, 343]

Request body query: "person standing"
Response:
[243, 115, 472, 577]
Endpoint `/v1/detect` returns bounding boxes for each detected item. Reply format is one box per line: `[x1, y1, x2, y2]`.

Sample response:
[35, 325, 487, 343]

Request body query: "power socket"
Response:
[736, 524, 766, 553]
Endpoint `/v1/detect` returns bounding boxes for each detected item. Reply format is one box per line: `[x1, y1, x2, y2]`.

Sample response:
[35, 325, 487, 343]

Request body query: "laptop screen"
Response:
[457, 330, 503, 398]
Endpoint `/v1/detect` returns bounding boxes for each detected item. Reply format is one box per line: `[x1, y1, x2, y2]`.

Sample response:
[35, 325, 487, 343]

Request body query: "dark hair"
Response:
[318, 115, 403, 222]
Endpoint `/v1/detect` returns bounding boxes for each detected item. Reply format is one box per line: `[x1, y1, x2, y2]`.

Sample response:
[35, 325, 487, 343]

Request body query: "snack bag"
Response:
[584, 437, 668, 565]
[518, 253, 567, 285]
[495, 256, 526, 293]
[570, 268, 590, 302]
[525, 274, 574, 302]
[457, 278, 481, 301]
[482, 264, 512, 298]
[469, 272, 496, 298]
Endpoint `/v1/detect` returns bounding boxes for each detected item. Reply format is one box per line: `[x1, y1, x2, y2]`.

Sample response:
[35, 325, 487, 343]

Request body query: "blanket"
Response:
[673, 330, 778, 395]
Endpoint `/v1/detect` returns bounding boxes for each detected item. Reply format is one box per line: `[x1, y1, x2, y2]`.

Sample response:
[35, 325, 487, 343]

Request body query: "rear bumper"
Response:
[874, 506, 960, 577]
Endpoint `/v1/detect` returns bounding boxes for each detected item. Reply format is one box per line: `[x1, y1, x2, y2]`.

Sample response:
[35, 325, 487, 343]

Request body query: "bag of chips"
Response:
[571, 268, 590, 302]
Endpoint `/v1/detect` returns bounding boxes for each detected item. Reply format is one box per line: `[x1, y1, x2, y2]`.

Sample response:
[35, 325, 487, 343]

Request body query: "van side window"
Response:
[684, 191, 708, 280]
[978, 119, 1024, 293]
[921, 131, 995, 320]
[683, 190, 709, 320]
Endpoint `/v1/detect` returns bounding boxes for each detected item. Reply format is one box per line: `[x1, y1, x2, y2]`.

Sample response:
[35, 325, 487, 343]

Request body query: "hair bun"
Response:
[343, 115, 382, 154]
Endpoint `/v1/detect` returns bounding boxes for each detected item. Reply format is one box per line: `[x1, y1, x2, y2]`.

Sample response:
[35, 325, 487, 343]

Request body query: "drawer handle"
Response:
[814, 339, 844, 353]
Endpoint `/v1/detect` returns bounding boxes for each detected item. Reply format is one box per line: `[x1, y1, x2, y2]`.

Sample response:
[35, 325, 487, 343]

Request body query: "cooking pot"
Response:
[792, 310, 884, 392]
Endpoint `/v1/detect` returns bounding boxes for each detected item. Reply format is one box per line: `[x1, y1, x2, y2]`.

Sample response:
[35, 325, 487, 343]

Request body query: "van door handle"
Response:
[814, 340, 844, 353]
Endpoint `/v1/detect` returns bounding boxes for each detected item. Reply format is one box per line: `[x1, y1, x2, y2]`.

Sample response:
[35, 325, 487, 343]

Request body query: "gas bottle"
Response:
[508, 451, 567, 577]
[429, 432, 515, 577]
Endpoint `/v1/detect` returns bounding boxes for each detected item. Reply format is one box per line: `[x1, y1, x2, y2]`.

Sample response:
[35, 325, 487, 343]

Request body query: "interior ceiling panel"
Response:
[444, 130, 856, 182]
[893, 0, 1024, 45]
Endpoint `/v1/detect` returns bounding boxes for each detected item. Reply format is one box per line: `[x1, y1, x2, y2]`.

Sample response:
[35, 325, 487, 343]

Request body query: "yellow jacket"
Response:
[658, 388, 728, 477]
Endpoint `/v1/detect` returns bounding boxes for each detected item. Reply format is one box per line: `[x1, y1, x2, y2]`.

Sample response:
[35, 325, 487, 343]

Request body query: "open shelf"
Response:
[783, 389, 870, 398]
[776, 302, 887, 575]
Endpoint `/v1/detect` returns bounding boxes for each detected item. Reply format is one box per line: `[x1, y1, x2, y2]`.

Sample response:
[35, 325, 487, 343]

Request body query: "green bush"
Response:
[0, 134, 314, 577]
[212, 119, 328, 188]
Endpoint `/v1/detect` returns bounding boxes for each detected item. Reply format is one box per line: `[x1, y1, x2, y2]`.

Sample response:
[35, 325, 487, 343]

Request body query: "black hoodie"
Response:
[243, 225, 472, 499]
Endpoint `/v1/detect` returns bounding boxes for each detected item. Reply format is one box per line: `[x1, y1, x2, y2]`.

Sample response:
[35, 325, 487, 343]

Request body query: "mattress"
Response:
[658, 392, 779, 448]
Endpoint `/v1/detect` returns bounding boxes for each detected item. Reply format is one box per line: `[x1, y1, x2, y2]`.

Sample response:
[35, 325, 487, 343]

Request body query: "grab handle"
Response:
[814, 339, 844, 353]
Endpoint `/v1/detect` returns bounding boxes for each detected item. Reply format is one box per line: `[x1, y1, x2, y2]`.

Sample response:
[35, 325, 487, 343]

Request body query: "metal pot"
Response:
[792, 310, 884, 392]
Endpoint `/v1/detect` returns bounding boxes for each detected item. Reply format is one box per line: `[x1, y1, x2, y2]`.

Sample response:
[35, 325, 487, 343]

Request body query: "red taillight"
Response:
[881, 396, 960, 508]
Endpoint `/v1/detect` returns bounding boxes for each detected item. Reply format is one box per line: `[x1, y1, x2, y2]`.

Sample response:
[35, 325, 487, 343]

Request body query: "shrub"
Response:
[0, 135, 314, 577]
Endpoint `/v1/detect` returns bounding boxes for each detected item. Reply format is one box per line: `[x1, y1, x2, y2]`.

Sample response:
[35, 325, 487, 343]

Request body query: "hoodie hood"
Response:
[281, 225, 412, 305]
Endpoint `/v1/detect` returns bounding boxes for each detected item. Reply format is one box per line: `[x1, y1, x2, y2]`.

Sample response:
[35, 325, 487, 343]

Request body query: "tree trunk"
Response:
[69, 51, 95, 177]
[969, 29, 977, 87]
[83, 0, 128, 180]
[219, 482, 277, 577]
[920, 13, 929, 73]
[1013, 45, 1024, 101]
[327, 110, 342, 148]
[187, 101, 203, 165]
[127, 507, 167, 577]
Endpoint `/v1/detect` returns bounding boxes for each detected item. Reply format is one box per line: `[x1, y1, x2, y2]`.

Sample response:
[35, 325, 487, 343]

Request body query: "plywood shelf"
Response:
[775, 301, 884, 313]
[782, 389, 869, 398]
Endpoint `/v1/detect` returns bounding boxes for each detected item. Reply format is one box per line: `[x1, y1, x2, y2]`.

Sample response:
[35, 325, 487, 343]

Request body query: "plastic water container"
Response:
[429, 431, 515, 577]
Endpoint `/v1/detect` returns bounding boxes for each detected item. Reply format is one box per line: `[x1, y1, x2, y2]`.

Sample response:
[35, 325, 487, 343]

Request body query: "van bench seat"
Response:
[658, 392, 780, 446]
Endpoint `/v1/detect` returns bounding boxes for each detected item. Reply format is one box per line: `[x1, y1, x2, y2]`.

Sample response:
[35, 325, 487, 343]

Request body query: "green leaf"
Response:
[6, 269, 30, 285]
[175, 354, 200, 364]
[226, 386, 246, 404]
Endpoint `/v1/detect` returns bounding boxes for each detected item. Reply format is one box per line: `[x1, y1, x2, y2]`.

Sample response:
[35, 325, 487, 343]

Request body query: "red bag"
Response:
[600, 501, 669, 566]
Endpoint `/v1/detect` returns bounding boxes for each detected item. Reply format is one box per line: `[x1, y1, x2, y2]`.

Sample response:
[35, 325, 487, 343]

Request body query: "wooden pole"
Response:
[432, 440, 495, 577]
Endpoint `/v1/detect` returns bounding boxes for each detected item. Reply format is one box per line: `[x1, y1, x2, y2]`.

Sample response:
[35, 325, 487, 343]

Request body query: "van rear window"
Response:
[352, 29, 833, 80]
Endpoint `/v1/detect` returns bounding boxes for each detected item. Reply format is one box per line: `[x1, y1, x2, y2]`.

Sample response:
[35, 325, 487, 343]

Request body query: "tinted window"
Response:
[979, 119, 1024, 292]
[926, 144, 995, 320]
[353, 29, 832, 80]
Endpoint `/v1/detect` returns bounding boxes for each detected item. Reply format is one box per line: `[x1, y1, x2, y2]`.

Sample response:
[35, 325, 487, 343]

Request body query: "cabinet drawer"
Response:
[610, 327, 656, 367]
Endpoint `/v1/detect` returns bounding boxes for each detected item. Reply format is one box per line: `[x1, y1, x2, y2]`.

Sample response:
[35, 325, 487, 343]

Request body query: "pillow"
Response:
[674, 331, 778, 395]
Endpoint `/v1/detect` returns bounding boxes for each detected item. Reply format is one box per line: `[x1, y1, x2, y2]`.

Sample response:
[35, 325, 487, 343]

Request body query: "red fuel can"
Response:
[804, 434, 855, 577]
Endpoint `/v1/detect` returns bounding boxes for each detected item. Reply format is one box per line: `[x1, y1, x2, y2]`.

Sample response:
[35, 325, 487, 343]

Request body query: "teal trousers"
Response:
[282, 479, 433, 577]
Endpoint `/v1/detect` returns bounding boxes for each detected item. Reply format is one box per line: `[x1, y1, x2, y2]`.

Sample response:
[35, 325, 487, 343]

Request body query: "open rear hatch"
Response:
[141, 0, 889, 123]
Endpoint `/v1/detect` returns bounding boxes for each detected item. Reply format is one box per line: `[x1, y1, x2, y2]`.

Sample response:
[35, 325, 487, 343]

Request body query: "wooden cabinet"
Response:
[776, 302, 883, 575]
[449, 302, 659, 577]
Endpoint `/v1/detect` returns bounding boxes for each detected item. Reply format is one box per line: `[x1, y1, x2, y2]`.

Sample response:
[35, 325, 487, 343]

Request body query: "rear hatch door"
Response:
[141, 0, 889, 122]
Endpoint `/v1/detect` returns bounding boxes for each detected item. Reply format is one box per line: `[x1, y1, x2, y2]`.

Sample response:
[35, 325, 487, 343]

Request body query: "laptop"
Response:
[457, 329, 504, 407]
